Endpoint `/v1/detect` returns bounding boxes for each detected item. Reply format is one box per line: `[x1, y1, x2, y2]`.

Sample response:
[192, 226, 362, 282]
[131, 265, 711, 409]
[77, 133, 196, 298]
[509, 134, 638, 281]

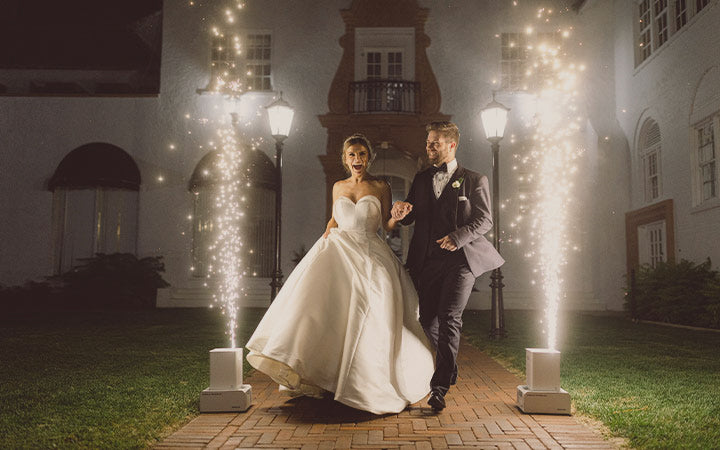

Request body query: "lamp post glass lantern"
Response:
[480, 93, 509, 339]
[267, 94, 294, 139]
[266, 93, 294, 301]
[481, 94, 509, 142]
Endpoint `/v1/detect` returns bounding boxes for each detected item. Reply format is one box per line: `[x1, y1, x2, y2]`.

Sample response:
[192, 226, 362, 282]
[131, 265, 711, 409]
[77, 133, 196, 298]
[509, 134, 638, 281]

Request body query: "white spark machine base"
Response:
[517, 385, 571, 415]
[199, 348, 252, 413]
[516, 348, 571, 415]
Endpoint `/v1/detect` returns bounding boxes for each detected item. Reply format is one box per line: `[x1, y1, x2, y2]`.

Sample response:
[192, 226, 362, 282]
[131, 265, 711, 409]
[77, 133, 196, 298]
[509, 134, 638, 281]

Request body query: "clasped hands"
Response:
[391, 201, 458, 251]
[391, 201, 412, 221]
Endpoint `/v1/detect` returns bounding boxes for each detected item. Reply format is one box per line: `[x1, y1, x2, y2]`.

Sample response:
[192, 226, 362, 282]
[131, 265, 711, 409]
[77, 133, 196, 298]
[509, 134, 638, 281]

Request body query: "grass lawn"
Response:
[462, 310, 720, 450]
[3, 308, 719, 449]
[0, 308, 264, 449]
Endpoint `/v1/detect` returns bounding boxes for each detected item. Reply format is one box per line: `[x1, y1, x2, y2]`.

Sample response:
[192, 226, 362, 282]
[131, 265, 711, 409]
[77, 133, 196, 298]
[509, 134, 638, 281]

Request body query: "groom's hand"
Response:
[436, 235, 458, 251]
[391, 201, 412, 220]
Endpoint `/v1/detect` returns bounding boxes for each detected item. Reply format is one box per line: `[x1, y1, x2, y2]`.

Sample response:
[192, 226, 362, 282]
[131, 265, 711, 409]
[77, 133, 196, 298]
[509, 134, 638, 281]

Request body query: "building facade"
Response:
[1, 0, 718, 311]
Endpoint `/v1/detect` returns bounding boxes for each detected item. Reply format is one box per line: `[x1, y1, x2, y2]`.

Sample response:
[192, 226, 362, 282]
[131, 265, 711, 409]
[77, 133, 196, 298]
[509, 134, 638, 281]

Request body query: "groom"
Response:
[392, 121, 504, 411]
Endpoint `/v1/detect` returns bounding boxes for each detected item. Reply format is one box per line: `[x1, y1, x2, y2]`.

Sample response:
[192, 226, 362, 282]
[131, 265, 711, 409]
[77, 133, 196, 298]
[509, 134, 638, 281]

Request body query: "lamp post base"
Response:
[269, 271, 284, 301]
[489, 327, 507, 339]
[489, 267, 506, 339]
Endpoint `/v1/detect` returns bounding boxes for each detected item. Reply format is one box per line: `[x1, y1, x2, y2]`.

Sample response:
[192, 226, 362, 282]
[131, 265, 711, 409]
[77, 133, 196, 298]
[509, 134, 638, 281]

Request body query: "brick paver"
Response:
[156, 340, 616, 449]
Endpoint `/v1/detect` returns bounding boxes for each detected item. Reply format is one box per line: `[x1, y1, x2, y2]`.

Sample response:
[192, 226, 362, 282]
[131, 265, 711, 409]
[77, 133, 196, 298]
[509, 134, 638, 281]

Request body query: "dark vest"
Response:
[427, 188, 456, 259]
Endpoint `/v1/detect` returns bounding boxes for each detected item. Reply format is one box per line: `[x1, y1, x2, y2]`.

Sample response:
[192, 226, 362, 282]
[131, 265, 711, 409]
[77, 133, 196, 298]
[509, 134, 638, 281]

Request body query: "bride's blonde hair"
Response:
[341, 133, 376, 174]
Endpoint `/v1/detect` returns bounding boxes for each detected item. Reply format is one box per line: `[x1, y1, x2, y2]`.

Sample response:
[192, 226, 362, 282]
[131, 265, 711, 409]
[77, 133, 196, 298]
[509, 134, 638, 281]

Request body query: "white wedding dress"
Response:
[246, 195, 434, 414]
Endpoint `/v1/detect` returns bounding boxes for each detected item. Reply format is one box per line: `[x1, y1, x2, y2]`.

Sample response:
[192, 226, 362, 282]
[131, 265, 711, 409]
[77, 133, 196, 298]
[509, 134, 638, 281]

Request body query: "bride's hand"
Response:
[392, 201, 412, 220]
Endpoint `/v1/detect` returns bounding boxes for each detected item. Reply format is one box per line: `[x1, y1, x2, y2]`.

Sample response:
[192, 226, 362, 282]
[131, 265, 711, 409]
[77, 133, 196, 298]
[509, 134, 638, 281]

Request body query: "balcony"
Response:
[349, 80, 420, 114]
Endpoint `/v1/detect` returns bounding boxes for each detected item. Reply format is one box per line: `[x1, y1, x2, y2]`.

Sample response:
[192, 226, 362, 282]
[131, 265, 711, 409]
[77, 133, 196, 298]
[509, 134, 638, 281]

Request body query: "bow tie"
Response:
[431, 163, 448, 174]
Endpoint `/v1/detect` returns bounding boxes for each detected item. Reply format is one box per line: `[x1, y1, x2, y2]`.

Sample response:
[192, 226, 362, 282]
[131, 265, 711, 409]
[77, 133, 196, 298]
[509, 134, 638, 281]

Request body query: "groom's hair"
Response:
[426, 121, 460, 145]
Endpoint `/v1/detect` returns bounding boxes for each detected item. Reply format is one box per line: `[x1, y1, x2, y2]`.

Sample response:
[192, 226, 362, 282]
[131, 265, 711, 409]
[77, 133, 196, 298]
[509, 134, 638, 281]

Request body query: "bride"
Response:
[245, 133, 434, 414]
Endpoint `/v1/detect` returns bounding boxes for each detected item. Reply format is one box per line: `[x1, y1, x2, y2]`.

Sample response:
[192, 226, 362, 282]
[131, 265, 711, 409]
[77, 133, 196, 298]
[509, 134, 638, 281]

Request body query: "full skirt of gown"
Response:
[245, 195, 434, 414]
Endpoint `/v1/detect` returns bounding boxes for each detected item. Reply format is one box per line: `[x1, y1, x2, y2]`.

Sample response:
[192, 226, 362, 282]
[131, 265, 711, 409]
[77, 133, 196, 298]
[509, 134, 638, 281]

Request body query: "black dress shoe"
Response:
[428, 392, 446, 411]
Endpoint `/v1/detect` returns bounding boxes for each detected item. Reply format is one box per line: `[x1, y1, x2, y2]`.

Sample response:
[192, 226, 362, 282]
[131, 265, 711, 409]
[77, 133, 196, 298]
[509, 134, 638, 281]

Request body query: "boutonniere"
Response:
[452, 177, 464, 189]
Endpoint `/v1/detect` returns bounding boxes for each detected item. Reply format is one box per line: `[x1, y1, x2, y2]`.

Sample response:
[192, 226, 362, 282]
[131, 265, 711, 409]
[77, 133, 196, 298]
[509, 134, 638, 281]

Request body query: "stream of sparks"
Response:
[196, 0, 249, 349]
[209, 127, 246, 348]
[521, 14, 584, 350]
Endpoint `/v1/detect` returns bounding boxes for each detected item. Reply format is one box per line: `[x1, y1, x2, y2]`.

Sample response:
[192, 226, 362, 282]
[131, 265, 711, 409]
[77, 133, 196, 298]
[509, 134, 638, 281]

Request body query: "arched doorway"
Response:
[370, 143, 419, 262]
[188, 147, 277, 279]
[48, 142, 141, 274]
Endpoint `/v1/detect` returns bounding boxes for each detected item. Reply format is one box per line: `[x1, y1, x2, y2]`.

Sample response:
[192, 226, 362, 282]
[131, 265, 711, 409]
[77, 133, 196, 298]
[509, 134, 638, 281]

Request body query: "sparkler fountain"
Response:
[513, 12, 584, 415]
[199, 123, 253, 412]
[196, 0, 256, 413]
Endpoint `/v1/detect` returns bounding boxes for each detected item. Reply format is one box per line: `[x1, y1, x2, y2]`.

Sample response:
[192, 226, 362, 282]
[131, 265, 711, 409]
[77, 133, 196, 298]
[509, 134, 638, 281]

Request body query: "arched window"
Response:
[690, 66, 720, 206]
[638, 119, 662, 203]
[48, 143, 141, 274]
[188, 148, 276, 279]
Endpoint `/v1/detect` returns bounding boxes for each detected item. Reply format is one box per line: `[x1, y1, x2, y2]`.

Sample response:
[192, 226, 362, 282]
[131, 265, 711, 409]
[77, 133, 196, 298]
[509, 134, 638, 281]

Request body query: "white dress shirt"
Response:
[432, 158, 458, 199]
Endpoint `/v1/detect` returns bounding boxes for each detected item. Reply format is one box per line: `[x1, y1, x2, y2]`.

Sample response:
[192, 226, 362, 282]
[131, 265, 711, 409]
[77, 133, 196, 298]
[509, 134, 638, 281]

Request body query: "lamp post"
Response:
[480, 93, 510, 339]
[266, 93, 294, 301]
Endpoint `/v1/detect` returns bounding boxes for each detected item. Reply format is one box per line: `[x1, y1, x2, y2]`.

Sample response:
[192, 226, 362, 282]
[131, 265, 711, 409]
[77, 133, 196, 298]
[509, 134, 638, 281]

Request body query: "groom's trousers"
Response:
[416, 250, 476, 397]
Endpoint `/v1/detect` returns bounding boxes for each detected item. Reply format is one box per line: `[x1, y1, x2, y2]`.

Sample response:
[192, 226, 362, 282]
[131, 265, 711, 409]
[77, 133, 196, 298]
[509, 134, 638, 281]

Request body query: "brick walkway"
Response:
[156, 341, 616, 449]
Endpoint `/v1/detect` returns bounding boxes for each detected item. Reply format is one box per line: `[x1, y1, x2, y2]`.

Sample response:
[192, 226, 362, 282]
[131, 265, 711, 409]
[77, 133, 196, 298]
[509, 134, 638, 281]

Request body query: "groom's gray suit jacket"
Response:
[401, 164, 504, 278]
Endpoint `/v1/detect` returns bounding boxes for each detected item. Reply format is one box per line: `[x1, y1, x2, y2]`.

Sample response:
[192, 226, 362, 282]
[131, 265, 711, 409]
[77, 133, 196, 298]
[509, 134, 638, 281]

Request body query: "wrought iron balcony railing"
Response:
[349, 80, 420, 114]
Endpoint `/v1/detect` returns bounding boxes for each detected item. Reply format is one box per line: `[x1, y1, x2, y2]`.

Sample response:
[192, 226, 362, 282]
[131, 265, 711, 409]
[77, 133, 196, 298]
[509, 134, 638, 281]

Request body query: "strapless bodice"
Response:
[333, 195, 382, 234]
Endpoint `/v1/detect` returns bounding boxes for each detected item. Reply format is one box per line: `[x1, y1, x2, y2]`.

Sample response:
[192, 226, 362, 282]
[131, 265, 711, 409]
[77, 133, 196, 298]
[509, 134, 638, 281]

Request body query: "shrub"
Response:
[1, 254, 170, 313]
[626, 258, 720, 329]
[0, 280, 59, 313]
[55, 253, 170, 309]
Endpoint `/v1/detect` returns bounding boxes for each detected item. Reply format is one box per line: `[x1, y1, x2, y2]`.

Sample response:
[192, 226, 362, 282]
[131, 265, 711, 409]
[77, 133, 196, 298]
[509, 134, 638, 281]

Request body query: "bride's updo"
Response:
[341, 133, 376, 174]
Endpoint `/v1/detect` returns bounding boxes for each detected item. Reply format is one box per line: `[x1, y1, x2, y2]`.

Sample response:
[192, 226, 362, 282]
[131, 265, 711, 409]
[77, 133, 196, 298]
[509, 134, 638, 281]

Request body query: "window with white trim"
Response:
[363, 49, 404, 111]
[500, 32, 560, 92]
[654, 0, 670, 47]
[639, 119, 663, 202]
[245, 33, 272, 91]
[209, 34, 240, 91]
[501, 33, 527, 91]
[675, 0, 689, 29]
[388, 52, 403, 79]
[638, 0, 653, 62]
[364, 49, 403, 80]
[635, 0, 717, 66]
[205, 32, 271, 93]
[696, 119, 717, 202]
[697, 0, 711, 11]
[638, 220, 667, 268]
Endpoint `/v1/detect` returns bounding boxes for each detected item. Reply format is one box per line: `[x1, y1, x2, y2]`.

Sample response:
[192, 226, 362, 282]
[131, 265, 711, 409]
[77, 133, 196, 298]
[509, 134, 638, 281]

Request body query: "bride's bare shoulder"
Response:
[369, 178, 390, 192]
[332, 178, 352, 198]
[365, 176, 386, 187]
[333, 178, 351, 189]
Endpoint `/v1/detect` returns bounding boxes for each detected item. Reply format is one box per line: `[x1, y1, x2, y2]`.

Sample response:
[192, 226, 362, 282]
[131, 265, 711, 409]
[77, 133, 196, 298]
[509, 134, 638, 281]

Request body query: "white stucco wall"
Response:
[612, 0, 720, 271]
[0, 0, 343, 288]
[3, 0, 714, 311]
